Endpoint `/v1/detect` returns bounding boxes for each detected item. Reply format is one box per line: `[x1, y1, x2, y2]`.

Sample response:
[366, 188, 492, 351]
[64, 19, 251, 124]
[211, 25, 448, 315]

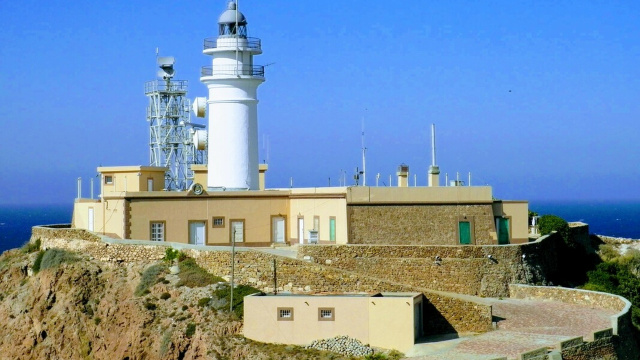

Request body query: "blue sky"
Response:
[0, 0, 638, 205]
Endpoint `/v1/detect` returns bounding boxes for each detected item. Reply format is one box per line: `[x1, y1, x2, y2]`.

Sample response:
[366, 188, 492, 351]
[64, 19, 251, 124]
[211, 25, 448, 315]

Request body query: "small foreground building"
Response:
[243, 292, 424, 353]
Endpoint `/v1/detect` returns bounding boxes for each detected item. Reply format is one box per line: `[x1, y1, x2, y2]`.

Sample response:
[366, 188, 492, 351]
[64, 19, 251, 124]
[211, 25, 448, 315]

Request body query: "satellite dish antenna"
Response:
[192, 97, 207, 118]
[157, 56, 175, 79]
[193, 129, 208, 150]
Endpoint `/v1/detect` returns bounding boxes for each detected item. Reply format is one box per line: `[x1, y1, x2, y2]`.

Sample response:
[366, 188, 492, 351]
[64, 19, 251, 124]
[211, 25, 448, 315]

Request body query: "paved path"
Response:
[406, 298, 616, 359]
[253, 246, 299, 259]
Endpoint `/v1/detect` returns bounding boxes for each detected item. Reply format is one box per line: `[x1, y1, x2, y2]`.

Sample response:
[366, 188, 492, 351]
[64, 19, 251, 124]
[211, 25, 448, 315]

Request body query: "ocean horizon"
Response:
[1, 201, 639, 254]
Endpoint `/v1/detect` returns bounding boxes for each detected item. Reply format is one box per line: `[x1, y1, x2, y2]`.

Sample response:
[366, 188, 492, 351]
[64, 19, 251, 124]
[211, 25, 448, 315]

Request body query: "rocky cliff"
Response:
[0, 247, 352, 360]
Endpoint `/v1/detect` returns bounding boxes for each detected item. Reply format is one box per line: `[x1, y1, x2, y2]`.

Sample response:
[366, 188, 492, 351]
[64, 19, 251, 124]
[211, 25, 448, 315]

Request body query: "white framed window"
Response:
[278, 307, 294, 321]
[104, 175, 113, 184]
[318, 308, 335, 321]
[150, 221, 165, 242]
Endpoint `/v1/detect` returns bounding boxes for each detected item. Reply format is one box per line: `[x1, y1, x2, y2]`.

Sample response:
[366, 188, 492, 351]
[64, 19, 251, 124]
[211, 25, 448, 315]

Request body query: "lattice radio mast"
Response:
[145, 56, 207, 190]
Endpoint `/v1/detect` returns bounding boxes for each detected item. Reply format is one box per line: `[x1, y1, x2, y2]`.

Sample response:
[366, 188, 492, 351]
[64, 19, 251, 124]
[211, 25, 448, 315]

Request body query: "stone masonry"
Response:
[347, 204, 496, 245]
[32, 226, 493, 335]
[298, 234, 560, 298]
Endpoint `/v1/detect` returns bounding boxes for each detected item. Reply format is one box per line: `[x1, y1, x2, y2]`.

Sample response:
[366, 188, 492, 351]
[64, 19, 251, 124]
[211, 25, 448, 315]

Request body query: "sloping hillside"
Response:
[0, 246, 356, 360]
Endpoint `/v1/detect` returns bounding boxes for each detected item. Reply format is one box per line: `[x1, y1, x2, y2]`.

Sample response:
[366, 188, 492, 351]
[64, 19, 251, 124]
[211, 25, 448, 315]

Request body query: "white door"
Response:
[147, 178, 153, 191]
[189, 222, 206, 246]
[88, 208, 94, 232]
[272, 217, 285, 243]
[298, 218, 304, 244]
[231, 221, 244, 243]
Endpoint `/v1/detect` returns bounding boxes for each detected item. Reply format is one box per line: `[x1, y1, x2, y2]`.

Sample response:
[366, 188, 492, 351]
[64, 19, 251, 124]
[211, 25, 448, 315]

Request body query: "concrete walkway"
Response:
[253, 246, 299, 259]
[405, 298, 616, 359]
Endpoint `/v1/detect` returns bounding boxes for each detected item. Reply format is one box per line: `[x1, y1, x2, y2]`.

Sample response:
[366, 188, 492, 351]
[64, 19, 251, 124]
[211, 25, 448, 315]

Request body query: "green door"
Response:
[498, 218, 510, 245]
[459, 221, 471, 244]
[329, 218, 336, 242]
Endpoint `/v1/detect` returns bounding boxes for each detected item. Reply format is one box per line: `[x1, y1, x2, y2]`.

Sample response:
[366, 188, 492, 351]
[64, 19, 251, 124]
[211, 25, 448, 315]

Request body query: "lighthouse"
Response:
[201, 1, 265, 191]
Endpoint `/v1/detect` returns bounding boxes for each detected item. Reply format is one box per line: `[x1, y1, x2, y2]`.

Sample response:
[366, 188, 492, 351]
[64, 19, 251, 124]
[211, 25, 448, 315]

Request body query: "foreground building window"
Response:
[278, 307, 294, 321]
[150, 222, 165, 241]
[318, 308, 335, 321]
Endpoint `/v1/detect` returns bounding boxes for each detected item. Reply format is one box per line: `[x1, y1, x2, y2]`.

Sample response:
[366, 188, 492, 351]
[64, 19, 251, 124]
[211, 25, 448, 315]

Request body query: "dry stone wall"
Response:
[347, 204, 496, 245]
[32, 226, 493, 335]
[298, 234, 560, 297]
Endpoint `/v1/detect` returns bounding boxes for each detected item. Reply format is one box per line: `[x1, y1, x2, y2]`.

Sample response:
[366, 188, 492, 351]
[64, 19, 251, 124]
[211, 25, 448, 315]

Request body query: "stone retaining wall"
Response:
[32, 225, 101, 243]
[32, 225, 493, 335]
[298, 234, 560, 297]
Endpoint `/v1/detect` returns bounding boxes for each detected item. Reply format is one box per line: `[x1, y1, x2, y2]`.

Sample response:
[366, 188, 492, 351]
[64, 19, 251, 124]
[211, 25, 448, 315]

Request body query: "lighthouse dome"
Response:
[218, 2, 247, 25]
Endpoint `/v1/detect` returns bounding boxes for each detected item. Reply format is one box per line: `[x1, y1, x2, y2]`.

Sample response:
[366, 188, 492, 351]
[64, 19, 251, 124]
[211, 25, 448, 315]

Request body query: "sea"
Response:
[0, 201, 639, 254]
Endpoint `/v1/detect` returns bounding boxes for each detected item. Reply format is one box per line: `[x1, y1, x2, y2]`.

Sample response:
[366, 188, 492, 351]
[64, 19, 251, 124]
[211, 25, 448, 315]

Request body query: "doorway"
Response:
[88, 208, 94, 232]
[189, 221, 206, 246]
[230, 220, 244, 243]
[458, 221, 471, 244]
[497, 217, 510, 245]
[272, 216, 285, 244]
[297, 217, 304, 244]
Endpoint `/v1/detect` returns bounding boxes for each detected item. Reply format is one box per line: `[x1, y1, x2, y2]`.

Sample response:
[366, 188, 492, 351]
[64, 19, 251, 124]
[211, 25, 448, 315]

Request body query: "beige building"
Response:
[72, 165, 529, 246]
[243, 292, 424, 352]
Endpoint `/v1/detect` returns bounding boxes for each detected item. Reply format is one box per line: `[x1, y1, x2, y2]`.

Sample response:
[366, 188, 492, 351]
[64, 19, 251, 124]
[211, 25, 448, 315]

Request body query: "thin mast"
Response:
[361, 112, 367, 186]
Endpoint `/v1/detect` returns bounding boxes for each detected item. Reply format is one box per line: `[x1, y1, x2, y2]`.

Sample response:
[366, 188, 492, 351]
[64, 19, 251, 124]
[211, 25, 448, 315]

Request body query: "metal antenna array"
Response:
[145, 56, 207, 191]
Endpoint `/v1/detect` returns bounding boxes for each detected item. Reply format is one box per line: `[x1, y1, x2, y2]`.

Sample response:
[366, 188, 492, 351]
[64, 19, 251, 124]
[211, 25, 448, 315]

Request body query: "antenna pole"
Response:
[431, 123, 436, 167]
[361, 112, 367, 186]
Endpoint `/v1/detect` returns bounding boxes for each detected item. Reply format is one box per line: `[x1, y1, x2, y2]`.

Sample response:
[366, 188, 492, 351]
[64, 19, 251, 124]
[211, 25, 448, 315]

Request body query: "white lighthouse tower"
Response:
[201, 1, 265, 191]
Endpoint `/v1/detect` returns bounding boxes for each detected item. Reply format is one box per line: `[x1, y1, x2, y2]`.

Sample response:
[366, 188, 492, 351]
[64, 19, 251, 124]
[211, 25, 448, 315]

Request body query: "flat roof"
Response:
[249, 292, 422, 298]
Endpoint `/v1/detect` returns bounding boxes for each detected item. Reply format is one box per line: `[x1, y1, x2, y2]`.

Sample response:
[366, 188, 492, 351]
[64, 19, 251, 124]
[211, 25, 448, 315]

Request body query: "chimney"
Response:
[258, 163, 268, 191]
[428, 124, 440, 187]
[397, 164, 409, 187]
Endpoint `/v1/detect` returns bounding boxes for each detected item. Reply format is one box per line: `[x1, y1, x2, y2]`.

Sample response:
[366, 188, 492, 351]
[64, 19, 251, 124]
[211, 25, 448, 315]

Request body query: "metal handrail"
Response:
[200, 65, 265, 77]
[203, 37, 261, 51]
[144, 80, 188, 94]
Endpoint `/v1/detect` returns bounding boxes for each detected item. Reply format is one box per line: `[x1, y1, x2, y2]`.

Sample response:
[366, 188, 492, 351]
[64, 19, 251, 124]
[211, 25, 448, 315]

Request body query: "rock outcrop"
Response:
[0, 248, 352, 360]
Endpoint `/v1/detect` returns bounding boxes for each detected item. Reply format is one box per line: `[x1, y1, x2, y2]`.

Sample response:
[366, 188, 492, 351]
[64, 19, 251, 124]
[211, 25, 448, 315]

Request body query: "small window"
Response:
[104, 175, 113, 184]
[150, 222, 165, 242]
[318, 308, 335, 321]
[277, 307, 294, 321]
[212, 217, 225, 228]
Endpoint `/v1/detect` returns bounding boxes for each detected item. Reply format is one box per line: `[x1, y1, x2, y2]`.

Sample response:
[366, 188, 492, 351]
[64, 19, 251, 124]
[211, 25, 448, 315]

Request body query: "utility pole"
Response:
[230, 229, 236, 312]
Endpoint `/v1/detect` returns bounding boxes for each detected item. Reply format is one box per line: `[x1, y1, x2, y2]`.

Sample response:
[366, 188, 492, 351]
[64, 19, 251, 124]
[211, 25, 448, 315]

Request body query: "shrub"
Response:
[538, 214, 569, 243]
[39, 249, 79, 271]
[177, 258, 224, 288]
[164, 248, 180, 262]
[22, 238, 41, 254]
[214, 285, 261, 318]
[198, 297, 211, 307]
[160, 330, 173, 356]
[164, 248, 188, 263]
[32, 251, 45, 273]
[598, 244, 620, 262]
[160, 292, 171, 300]
[144, 301, 157, 311]
[135, 263, 166, 297]
[94, 317, 102, 325]
[181, 305, 188, 311]
[365, 354, 386, 360]
[185, 323, 196, 338]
